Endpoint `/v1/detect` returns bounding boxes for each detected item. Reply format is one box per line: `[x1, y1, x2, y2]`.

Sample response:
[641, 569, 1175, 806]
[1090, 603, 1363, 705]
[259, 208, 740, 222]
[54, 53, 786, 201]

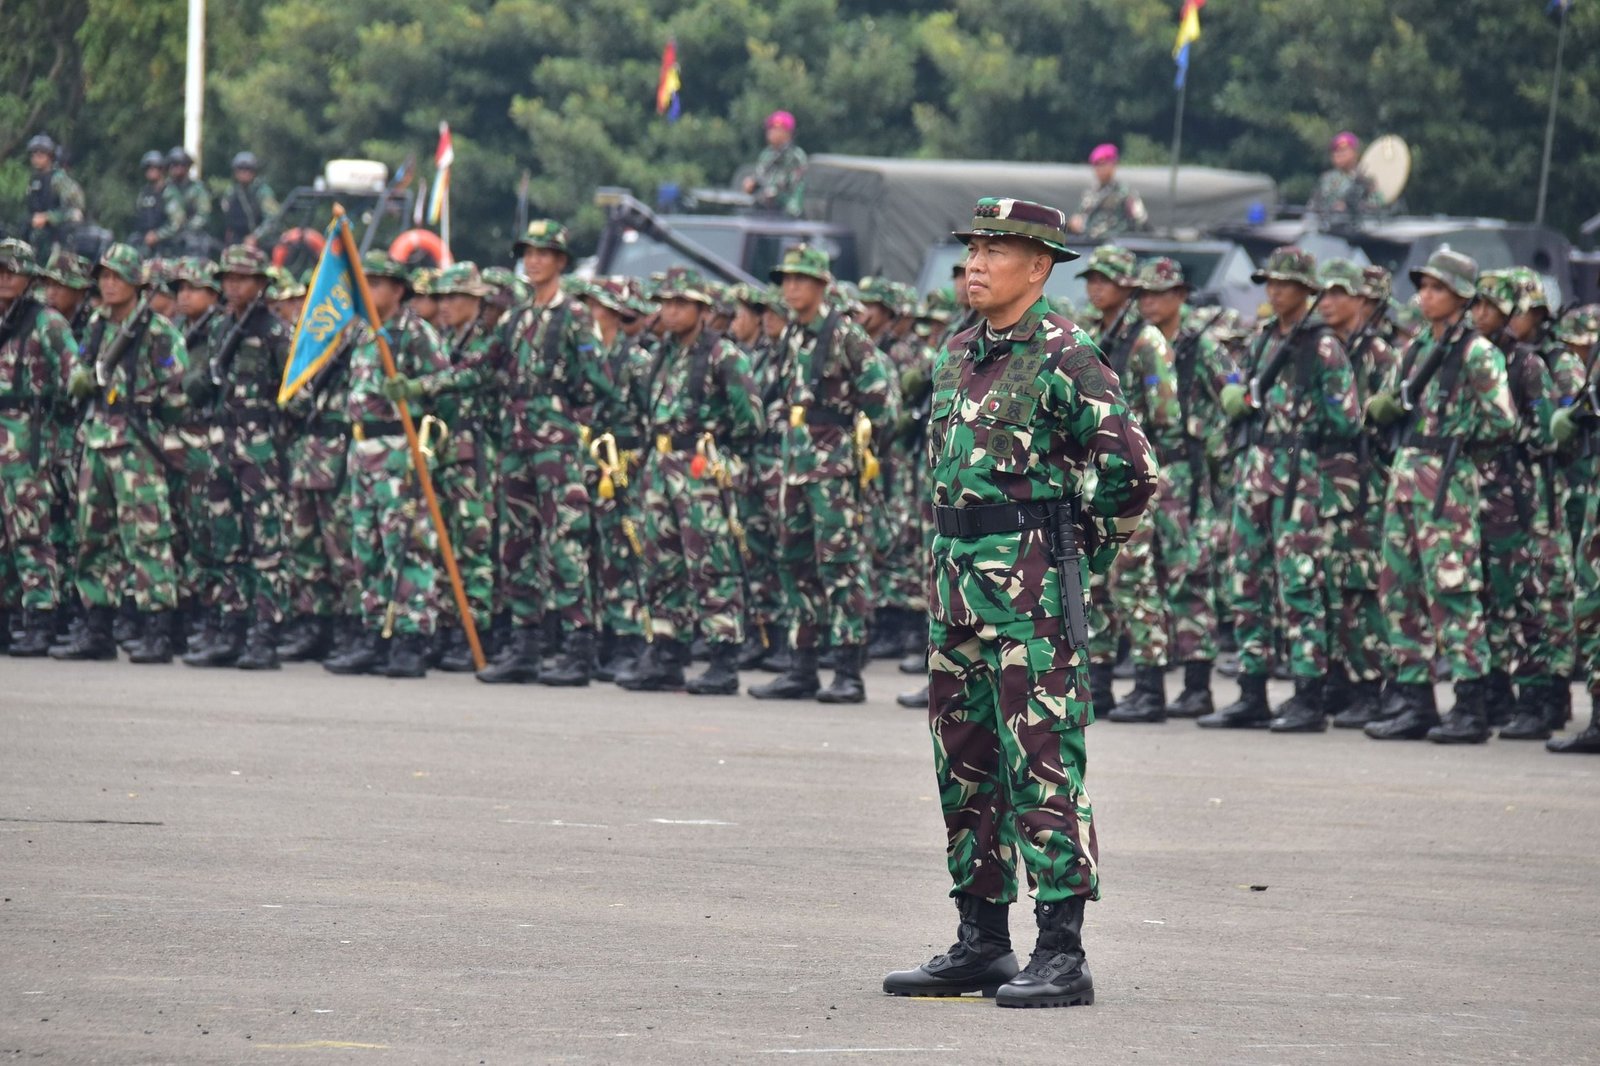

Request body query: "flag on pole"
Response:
[277, 214, 370, 405]
[427, 122, 452, 225]
[1173, 0, 1205, 89]
[656, 39, 682, 122]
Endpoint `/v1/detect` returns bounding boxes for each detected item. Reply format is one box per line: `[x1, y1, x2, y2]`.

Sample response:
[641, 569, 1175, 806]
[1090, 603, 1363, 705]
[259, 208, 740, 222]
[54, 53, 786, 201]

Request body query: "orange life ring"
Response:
[389, 228, 446, 268]
[272, 227, 325, 268]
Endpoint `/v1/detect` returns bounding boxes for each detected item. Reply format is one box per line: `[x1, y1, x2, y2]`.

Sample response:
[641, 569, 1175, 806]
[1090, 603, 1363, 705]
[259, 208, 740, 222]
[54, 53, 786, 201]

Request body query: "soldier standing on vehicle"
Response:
[1068, 145, 1148, 240]
[218, 152, 281, 251]
[1308, 132, 1386, 227]
[157, 148, 212, 257]
[742, 111, 808, 217]
[133, 151, 181, 256]
[23, 135, 85, 261]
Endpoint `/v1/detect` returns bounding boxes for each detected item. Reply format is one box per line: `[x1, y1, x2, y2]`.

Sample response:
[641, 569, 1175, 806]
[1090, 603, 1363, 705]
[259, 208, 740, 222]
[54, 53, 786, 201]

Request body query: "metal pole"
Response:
[1535, 6, 1567, 226]
[1168, 78, 1187, 232]
[185, 0, 205, 177]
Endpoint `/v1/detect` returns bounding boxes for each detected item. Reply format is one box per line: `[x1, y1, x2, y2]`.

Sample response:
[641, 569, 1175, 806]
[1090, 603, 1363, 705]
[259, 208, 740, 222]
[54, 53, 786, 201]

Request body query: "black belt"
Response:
[933, 500, 1061, 538]
[220, 406, 276, 427]
[1401, 431, 1460, 454]
[308, 417, 350, 439]
[357, 419, 405, 438]
[656, 431, 703, 453]
[0, 395, 41, 412]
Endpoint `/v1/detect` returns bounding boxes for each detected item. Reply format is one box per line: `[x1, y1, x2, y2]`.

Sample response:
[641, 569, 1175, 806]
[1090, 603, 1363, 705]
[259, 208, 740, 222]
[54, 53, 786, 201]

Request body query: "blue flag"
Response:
[277, 215, 371, 404]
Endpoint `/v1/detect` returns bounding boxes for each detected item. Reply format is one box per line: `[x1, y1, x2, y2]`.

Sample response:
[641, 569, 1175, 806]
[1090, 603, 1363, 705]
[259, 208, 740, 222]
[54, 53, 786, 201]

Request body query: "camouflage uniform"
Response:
[732, 284, 788, 656]
[158, 152, 213, 256]
[167, 261, 225, 629]
[749, 141, 808, 217]
[1553, 306, 1600, 553]
[23, 148, 86, 259]
[1308, 168, 1385, 226]
[39, 247, 95, 627]
[1547, 438, 1600, 752]
[1074, 180, 1148, 240]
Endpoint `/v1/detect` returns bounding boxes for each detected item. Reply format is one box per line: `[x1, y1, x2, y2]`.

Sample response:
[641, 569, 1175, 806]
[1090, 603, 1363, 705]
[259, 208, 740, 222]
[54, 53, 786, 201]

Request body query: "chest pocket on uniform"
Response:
[234, 336, 265, 380]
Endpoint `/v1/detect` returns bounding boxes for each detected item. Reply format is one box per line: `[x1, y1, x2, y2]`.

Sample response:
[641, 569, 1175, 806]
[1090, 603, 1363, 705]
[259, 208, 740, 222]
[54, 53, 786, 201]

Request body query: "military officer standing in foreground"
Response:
[883, 199, 1158, 1008]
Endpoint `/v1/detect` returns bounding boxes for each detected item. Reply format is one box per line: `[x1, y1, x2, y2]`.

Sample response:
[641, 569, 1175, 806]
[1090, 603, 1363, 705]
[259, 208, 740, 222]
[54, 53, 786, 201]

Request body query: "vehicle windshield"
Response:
[606, 224, 747, 280]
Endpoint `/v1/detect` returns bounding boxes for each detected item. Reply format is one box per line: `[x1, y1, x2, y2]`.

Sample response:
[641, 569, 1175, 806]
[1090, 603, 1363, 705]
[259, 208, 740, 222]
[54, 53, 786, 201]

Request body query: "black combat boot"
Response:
[883, 894, 1018, 998]
[540, 628, 595, 687]
[279, 615, 333, 662]
[994, 897, 1094, 1009]
[1167, 661, 1214, 719]
[1269, 676, 1327, 733]
[0, 608, 10, 650]
[380, 633, 429, 679]
[896, 683, 929, 709]
[184, 614, 247, 667]
[816, 644, 867, 704]
[127, 611, 175, 664]
[617, 637, 687, 692]
[1365, 682, 1441, 740]
[1088, 662, 1116, 718]
[1108, 666, 1167, 723]
[476, 625, 543, 684]
[436, 625, 477, 672]
[322, 615, 357, 662]
[113, 600, 140, 650]
[7, 608, 56, 658]
[49, 605, 118, 661]
[49, 614, 85, 655]
[749, 646, 820, 700]
[686, 642, 741, 696]
[1499, 679, 1555, 741]
[1197, 673, 1270, 728]
[688, 635, 709, 663]
[736, 627, 770, 671]
[1321, 664, 1352, 719]
[182, 607, 216, 657]
[1331, 680, 1384, 728]
[1547, 694, 1600, 753]
[323, 629, 388, 675]
[235, 620, 281, 671]
[758, 629, 794, 674]
[867, 610, 905, 660]
[1428, 677, 1491, 744]
[597, 633, 645, 683]
[1484, 669, 1515, 728]
[899, 647, 928, 675]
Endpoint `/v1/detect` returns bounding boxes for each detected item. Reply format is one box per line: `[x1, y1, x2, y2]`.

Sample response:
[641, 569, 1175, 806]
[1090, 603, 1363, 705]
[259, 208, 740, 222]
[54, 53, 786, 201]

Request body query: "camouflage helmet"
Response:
[1553, 304, 1600, 348]
[954, 196, 1077, 263]
[583, 276, 631, 315]
[217, 243, 272, 279]
[923, 287, 958, 322]
[433, 262, 492, 298]
[95, 243, 145, 286]
[1076, 245, 1139, 285]
[0, 238, 37, 275]
[173, 257, 221, 293]
[1505, 266, 1550, 317]
[141, 258, 177, 293]
[42, 247, 93, 290]
[1134, 256, 1189, 293]
[769, 243, 834, 284]
[26, 133, 57, 158]
[1474, 270, 1518, 318]
[512, 218, 570, 258]
[857, 275, 900, 309]
[360, 251, 413, 292]
[1251, 246, 1318, 288]
[1408, 249, 1478, 301]
[656, 265, 714, 305]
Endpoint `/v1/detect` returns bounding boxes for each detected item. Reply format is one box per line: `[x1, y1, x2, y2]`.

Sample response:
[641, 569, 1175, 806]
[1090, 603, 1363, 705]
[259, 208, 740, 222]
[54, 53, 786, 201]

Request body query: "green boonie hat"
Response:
[361, 251, 413, 291]
[270, 266, 306, 301]
[1077, 245, 1138, 285]
[656, 265, 714, 305]
[0, 238, 37, 275]
[410, 267, 439, 296]
[893, 281, 919, 316]
[706, 280, 737, 315]
[142, 258, 178, 293]
[924, 287, 958, 321]
[96, 243, 144, 286]
[1505, 266, 1549, 316]
[480, 266, 526, 304]
[42, 247, 92, 289]
[1319, 258, 1366, 296]
[954, 196, 1077, 263]
[1207, 307, 1250, 342]
[625, 278, 660, 317]
[1251, 246, 1318, 288]
[433, 262, 492, 298]
[217, 243, 271, 279]
[769, 243, 834, 284]
[1360, 265, 1393, 303]
[732, 282, 776, 311]
[173, 257, 221, 293]
[584, 276, 630, 314]
[1046, 295, 1080, 319]
[1389, 295, 1425, 334]
[831, 280, 863, 313]
[857, 275, 899, 309]
[1554, 304, 1600, 348]
[1135, 256, 1188, 293]
[512, 218, 570, 257]
[1409, 249, 1477, 301]
[1475, 270, 1517, 317]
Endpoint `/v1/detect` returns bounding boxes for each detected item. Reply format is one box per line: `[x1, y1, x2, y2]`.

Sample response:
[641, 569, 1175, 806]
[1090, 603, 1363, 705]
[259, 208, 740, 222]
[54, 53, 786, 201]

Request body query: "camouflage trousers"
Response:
[349, 437, 438, 637]
[1150, 461, 1217, 664]
[777, 476, 868, 649]
[592, 480, 646, 640]
[1089, 468, 1170, 667]
[872, 460, 930, 614]
[285, 485, 355, 618]
[0, 445, 59, 612]
[739, 450, 785, 644]
[1379, 488, 1489, 685]
[928, 616, 1098, 905]
[1228, 482, 1329, 680]
[207, 426, 289, 624]
[1481, 526, 1576, 681]
[74, 442, 178, 612]
[500, 444, 593, 630]
[48, 425, 77, 608]
[1574, 490, 1600, 699]
[1325, 503, 1387, 683]
[433, 430, 495, 632]
[639, 451, 745, 645]
[163, 426, 215, 607]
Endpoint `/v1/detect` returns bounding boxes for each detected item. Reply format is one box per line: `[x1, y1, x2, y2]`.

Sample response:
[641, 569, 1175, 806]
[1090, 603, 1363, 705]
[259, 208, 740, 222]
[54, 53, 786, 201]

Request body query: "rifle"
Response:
[1171, 308, 1223, 521]
[208, 294, 267, 409]
[1392, 304, 1475, 446]
[1231, 293, 1327, 450]
[1050, 498, 1090, 650]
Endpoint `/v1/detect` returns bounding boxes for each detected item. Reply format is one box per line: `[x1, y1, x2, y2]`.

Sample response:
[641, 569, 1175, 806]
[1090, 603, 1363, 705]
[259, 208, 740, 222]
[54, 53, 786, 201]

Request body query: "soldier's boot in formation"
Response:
[235, 620, 281, 671]
[1484, 669, 1516, 728]
[1197, 673, 1270, 728]
[322, 615, 357, 663]
[1427, 677, 1491, 744]
[1269, 676, 1327, 733]
[436, 625, 477, 673]
[1167, 662, 1214, 719]
[540, 628, 595, 687]
[49, 605, 118, 661]
[1499, 680, 1556, 741]
[1331, 680, 1383, 728]
[867, 609, 905, 660]
[322, 629, 388, 675]
[1088, 662, 1116, 718]
[1364, 682, 1440, 740]
[1320, 665, 1352, 718]
[113, 600, 140, 651]
[127, 611, 175, 664]
[617, 637, 687, 692]
[816, 644, 867, 704]
[758, 630, 794, 674]
[1547, 693, 1600, 753]
[748, 646, 820, 700]
[380, 634, 429, 679]
[476, 626, 543, 684]
[882, 894, 1018, 998]
[994, 898, 1094, 1009]
[182, 608, 215, 656]
[8, 608, 57, 658]
[49, 614, 85, 655]
[685, 642, 741, 696]
[896, 683, 929, 709]
[597, 634, 645, 683]
[899, 646, 928, 676]
[1107, 666, 1166, 723]
[279, 615, 333, 662]
[0, 608, 10, 651]
[736, 628, 770, 671]
[183, 614, 247, 667]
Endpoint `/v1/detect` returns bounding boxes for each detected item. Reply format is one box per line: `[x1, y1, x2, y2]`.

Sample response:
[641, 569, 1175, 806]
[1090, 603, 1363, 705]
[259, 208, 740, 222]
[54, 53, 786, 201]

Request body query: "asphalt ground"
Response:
[3, 658, 1598, 1066]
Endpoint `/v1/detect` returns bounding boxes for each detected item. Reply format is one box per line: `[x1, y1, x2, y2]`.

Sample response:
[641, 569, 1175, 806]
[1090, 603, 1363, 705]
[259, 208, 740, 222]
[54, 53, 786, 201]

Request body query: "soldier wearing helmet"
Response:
[23, 133, 85, 260]
[217, 151, 281, 250]
[156, 147, 212, 256]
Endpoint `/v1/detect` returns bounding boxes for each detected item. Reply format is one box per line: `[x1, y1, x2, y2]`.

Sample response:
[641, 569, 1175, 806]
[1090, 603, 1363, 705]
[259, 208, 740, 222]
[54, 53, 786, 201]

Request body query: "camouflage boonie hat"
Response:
[656, 265, 714, 305]
[584, 276, 631, 314]
[481, 266, 528, 305]
[1077, 245, 1138, 285]
[1506, 266, 1550, 316]
[707, 280, 737, 316]
[857, 275, 900, 309]
[1474, 270, 1517, 317]
[733, 282, 778, 311]
[769, 243, 834, 284]
[923, 287, 958, 322]
[624, 278, 660, 317]
[1554, 304, 1600, 348]
[954, 197, 1077, 263]
[1409, 249, 1477, 300]
[1361, 265, 1393, 303]
[141, 258, 176, 293]
[1390, 295, 1425, 334]
[1135, 256, 1188, 293]
[512, 218, 570, 257]
[410, 267, 440, 297]
[42, 247, 92, 289]
[1251, 246, 1318, 288]
[96, 243, 144, 286]
[1319, 258, 1366, 297]
[0, 238, 37, 275]
[893, 281, 920, 317]
[173, 257, 220, 293]
[432, 262, 492, 298]
[360, 251, 413, 291]
[830, 280, 863, 314]
[217, 243, 271, 279]
[1206, 307, 1250, 342]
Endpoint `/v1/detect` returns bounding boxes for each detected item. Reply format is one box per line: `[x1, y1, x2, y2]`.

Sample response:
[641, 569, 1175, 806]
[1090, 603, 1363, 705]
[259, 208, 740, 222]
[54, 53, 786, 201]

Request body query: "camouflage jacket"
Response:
[157, 179, 212, 241]
[927, 296, 1159, 634]
[0, 296, 74, 466]
[1338, 318, 1402, 508]
[1390, 327, 1516, 507]
[1309, 168, 1385, 224]
[218, 178, 281, 246]
[1076, 179, 1149, 239]
[586, 332, 655, 445]
[1089, 305, 1181, 458]
[80, 306, 189, 452]
[1171, 304, 1240, 466]
[28, 169, 85, 230]
[644, 327, 761, 456]
[283, 323, 358, 491]
[774, 309, 893, 483]
[204, 301, 290, 418]
[346, 308, 447, 451]
[1480, 335, 1561, 536]
[750, 143, 807, 216]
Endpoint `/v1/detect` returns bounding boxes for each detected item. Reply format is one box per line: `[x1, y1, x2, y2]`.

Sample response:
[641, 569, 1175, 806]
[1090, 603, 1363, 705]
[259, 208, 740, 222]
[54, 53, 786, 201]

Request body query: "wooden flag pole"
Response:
[333, 203, 486, 670]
